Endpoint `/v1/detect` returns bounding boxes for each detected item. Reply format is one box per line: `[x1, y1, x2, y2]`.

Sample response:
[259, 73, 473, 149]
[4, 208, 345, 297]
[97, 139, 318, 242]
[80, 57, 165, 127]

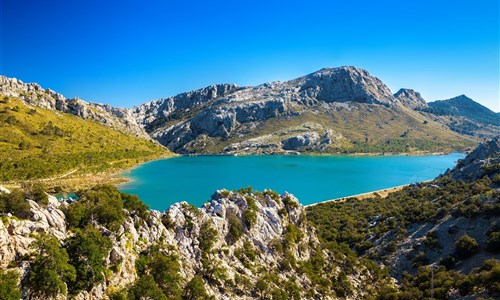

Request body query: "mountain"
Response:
[426, 95, 500, 126]
[394, 88, 428, 110]
[132, 66, 476, 154]
[3, 67, 493, 156]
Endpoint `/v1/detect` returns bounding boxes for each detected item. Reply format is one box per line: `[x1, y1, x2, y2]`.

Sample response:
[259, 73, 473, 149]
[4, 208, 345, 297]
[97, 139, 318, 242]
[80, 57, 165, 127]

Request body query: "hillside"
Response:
[0, 96, 169, 182]
[307, 137, 500, 299]
[0, 76, 149, 139]
[426, 95, 500, 126]
[132, 67, 477, 154]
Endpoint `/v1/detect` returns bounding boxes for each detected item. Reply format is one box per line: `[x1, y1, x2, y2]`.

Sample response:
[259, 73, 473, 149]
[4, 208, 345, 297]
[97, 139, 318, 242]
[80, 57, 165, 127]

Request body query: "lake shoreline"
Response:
[304, 180, 434, 208]
[115, 151, 459, 188]
[117, 153, 464, 210]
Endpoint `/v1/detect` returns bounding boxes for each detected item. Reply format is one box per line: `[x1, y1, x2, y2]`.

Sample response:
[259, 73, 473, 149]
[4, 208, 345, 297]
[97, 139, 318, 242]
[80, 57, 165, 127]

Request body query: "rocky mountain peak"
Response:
[291, 66, 397, 106]
[394, 88, 428, 109]
[132, 83, 240, 127]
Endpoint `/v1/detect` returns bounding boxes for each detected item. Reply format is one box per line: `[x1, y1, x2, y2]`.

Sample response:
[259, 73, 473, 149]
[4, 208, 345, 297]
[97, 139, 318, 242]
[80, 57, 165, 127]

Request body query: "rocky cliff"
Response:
[446, 136, 500, 181]
[394, 88, 428, 110]
[0, 76, 150, 140]
[130, 66, 475, 154]
[0, 186, 384, 299]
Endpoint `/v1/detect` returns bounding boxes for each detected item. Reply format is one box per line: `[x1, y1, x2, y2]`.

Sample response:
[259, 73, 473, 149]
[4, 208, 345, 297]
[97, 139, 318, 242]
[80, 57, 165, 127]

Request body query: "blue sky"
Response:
[1, 0, 498, 111]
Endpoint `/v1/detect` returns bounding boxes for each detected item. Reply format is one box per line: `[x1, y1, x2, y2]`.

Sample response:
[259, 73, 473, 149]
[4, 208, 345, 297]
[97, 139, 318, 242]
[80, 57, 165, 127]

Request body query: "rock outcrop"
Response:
[445, 136, 500, 181]
[131, 66, 472, 154]
[0, 188, 379, 299]
[0, 76, 150, 139]
[394, 88, 428, 109]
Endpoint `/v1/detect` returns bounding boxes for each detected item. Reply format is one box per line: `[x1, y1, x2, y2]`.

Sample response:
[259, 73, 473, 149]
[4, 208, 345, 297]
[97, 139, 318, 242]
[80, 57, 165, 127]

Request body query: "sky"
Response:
[1, 0, 499, 111]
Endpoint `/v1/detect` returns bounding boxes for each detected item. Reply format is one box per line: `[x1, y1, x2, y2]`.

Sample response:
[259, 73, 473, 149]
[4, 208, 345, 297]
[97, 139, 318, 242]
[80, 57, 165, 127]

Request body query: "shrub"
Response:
[0, 189, 31, 218]
[26, 183, 48, 205]
[182, 275, 211, 300]
[128, 274, 167, 300]
[121, 192, 149, 218]
[199, 221, 217, 253]
[455, 235, 480, 259]
[487, 231, 500, 252]
[26, 234, 76, 298]
[226, 214, 243, 244]
[135, 246, 182, 299]
[242, 208, 257, 229]
[66, 227, 112, 294]
[0, 269, 21, 300]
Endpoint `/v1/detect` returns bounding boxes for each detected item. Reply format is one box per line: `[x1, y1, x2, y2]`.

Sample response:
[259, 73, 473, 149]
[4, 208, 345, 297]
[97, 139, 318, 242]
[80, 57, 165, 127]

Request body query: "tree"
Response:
[0, 270, 21, 300]
[455, 235, 479, 259]
[121, 192, 149, 218]
[66, 227, 112, 294]
[0, 189, 30, 217]
[26, 234, 76, 298]
[135, 246, 182, 299]
[182, 275, 210, 300]
[226, 214, 243, 244]
[128, 274, 167, 300]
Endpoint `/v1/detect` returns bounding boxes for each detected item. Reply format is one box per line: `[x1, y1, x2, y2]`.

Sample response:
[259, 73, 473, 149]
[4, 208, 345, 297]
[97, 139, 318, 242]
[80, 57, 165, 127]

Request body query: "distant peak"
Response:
[394, 88, 427, 109]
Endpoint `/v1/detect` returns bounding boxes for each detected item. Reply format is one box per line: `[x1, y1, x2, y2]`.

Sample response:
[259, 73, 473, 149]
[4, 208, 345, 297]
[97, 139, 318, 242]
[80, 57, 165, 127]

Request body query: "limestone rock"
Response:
[394, 88, 428, 109]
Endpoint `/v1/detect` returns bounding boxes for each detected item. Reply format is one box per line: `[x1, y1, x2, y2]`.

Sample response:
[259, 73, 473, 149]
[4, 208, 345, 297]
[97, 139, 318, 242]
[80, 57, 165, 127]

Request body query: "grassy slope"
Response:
[196, 103, 478, 154]
[0, 97, 170, 182]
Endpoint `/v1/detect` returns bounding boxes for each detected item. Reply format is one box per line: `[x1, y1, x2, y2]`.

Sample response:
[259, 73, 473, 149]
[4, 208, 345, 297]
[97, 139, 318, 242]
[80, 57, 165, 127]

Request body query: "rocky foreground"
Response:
[0, 186, 383, 299]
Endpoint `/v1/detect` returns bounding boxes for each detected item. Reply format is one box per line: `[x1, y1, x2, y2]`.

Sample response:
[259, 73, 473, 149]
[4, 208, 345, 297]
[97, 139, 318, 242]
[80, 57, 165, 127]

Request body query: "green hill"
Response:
[426, 95, 500, 126]
[0, 96, 169, 182]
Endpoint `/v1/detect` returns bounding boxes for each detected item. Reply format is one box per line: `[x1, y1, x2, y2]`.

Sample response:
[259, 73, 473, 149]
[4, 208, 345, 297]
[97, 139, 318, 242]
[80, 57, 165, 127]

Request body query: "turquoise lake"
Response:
[118, 153, 464, 211]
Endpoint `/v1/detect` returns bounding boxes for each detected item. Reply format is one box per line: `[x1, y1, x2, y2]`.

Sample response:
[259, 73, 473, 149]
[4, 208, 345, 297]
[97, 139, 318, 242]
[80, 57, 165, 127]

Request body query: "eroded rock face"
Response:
[292, 67, 397, 106]
[130, 66, 400, 153]
[394, 88, 428, 109]
[0, 76, 150, 139]
[0, 195, 68, 268]
[446, 136, 500, 181]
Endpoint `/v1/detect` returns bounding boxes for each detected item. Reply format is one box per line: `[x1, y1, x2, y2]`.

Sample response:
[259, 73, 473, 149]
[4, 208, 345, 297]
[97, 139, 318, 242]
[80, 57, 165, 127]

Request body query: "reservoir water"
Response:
[119, 153, 464, 211]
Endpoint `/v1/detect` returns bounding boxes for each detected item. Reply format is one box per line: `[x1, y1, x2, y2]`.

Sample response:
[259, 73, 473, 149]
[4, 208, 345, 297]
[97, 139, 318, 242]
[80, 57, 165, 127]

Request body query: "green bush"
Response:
[0, 189, 31, 218]
[121, 192, 149, 218]
[455, 235, 480, 259]
[199, 221, 217, 253]
[128, 274, 167, 300]
[487, 231, 500, 252]
[26, 234, 76, 298]
[0, 269, 21, 300]
[182, 275, 211, 300]
[226, 214, 243, 244]
[66, 227, 112, 294]
[242, 208, 257, 229]
[135, 246, 182, 299]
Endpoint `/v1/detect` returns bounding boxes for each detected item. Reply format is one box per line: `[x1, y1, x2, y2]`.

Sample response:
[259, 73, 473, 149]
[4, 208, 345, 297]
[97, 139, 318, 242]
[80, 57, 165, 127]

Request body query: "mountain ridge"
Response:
[2, 67, 495, 155]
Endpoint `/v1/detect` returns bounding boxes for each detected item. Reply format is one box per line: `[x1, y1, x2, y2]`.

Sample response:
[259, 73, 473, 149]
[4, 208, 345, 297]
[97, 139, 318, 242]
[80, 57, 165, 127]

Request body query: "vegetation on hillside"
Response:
[0, 96, 169, 182]
[307, 175, 500, 299]
[191, 106, 477, 154]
